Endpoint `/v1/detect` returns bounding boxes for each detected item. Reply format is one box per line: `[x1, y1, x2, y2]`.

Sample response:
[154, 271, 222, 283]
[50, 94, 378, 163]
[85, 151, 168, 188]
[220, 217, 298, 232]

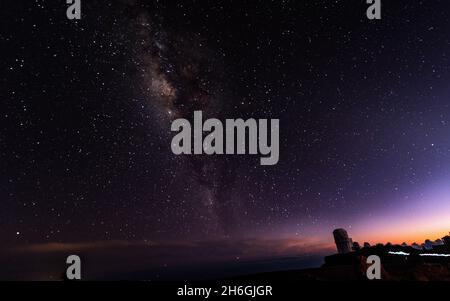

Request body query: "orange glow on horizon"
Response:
[352, 218, 450, 245]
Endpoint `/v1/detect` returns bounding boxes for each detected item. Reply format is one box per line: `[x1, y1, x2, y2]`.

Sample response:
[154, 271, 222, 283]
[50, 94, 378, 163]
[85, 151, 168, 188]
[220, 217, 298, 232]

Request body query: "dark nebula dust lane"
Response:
[1, 0, 450, 262]
[125, 1, 240, 236]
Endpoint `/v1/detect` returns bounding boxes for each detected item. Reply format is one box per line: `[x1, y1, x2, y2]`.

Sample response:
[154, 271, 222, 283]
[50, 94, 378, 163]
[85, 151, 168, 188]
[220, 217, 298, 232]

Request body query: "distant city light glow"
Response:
[387, 251, 450, 257]
[419, 253, 450, 257]
[388, 251, 410, 256]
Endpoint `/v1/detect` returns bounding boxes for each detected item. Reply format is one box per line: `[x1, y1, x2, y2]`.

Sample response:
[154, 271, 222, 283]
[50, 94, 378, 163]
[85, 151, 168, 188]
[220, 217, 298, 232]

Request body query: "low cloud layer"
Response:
[2, 238, 334, 280]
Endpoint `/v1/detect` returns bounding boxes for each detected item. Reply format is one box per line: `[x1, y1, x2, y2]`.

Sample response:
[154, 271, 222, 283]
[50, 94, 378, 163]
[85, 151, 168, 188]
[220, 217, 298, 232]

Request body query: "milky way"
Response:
[125, 0, 240, 236]
[1, 0, 450, 263]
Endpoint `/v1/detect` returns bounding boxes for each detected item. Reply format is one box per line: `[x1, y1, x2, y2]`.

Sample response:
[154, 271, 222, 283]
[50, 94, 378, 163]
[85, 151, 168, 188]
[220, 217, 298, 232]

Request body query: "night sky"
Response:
[1, 0, 450, 279]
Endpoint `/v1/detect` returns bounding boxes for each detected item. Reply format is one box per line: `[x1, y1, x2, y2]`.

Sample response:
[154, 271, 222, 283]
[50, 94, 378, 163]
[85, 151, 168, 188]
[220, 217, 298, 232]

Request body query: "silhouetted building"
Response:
[442, 233, 450, 245]
[434, 239, 444, 246]
[424, 239, 434, 250]
[352, 242, 361, 251]
[333, 228, 353, 254]
[412, 243, 422, 250]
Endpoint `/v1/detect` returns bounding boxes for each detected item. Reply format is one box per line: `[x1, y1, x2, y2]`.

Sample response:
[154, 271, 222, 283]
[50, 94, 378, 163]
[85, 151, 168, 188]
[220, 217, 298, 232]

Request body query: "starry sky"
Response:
[1, 0, 450, 278]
